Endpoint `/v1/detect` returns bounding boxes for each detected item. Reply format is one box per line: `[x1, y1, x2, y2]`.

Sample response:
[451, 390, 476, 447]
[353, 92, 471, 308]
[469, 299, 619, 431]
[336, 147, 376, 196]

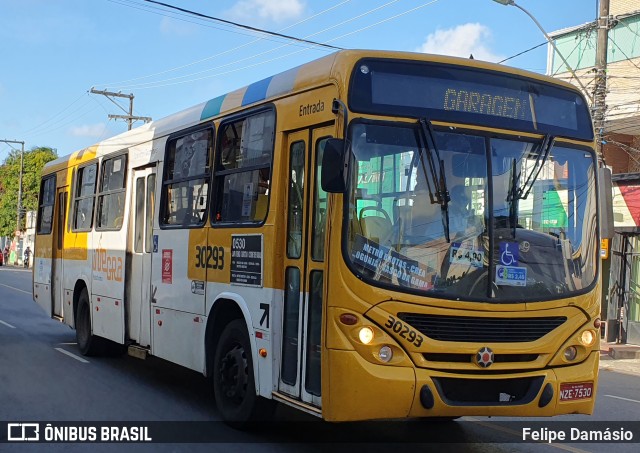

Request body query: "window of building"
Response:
[213, 110, 275, 224]
[72, 163, 98, 231]
[37, 175, 56, 234]
[161, 128, 213, 227]
[97, 154, 127, 230]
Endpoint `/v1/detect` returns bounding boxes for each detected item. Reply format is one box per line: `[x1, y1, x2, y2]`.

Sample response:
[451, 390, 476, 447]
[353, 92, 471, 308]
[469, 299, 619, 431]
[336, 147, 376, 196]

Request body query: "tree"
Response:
[0, 146, 57, 237]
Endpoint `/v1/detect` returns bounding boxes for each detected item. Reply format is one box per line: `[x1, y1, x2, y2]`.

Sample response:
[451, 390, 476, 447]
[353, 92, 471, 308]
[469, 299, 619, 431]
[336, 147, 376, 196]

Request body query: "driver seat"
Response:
[360, 213, 392, 245]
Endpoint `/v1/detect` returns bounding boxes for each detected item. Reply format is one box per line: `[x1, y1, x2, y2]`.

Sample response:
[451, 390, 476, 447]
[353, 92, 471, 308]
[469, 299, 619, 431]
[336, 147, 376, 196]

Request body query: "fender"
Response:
[207, 292, 266, 396]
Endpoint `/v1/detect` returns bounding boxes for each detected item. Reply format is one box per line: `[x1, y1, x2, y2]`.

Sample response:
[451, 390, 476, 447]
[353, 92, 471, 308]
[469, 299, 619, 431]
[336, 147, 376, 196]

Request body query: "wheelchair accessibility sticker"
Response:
[499, 242, 519, 266]
[495, 265, 527, 286]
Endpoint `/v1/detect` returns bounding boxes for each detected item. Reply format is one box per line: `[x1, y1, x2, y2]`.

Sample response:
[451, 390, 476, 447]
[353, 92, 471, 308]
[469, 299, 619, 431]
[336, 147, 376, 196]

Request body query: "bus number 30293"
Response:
[195, 245, 225, 270]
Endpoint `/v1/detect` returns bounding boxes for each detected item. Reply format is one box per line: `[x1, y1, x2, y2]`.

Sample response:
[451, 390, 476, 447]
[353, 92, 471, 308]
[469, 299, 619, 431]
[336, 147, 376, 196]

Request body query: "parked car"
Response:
[0, 251, 4, 266]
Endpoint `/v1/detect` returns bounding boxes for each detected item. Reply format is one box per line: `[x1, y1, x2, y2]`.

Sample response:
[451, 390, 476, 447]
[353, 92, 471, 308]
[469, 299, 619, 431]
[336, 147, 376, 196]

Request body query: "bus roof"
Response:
[42, 49, 586, 174]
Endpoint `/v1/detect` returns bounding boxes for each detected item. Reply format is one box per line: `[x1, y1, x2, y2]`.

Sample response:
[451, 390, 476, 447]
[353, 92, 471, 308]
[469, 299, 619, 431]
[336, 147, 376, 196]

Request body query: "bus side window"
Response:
[213, 110, 275, 224]
[97, 154, 127, 231]
[37, 175, 56, 235]
[72, 163, 98, 232]
[161, 128, 213, 227]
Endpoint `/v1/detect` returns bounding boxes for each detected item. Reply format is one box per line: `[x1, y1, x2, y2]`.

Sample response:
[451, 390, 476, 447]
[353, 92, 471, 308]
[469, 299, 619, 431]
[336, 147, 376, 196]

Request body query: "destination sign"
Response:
[349, 59, 593, 141]
[443, 88, 529, 120]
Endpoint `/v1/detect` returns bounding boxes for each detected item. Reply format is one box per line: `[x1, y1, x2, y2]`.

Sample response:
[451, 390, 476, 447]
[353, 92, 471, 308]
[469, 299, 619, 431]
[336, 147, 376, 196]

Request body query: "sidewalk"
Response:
[0, 263, 31, 271]
[599, 342, 640, 376]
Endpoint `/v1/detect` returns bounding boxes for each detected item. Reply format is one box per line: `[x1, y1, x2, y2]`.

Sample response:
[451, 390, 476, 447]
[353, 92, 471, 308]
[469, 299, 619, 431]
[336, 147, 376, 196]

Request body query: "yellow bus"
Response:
[34, 50, 607, 424]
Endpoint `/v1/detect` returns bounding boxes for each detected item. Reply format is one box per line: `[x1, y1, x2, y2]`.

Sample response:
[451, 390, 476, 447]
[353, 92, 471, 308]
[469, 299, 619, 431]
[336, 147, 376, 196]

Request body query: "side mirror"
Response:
[598, 167, 614, 240]
[321, 138, 348, 193]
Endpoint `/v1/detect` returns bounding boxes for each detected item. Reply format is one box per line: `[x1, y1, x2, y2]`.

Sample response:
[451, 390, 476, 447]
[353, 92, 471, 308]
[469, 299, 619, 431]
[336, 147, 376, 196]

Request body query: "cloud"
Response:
[70, 123, 107, 138]
[227, 0, 306, 24]
[417, 23, 503, 63]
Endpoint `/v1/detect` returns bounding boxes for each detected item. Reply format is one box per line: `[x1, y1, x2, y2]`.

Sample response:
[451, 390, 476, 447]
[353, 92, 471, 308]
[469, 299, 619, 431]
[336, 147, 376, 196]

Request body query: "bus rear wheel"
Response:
[213, 319, 275, 428]
[75, 289, 104, 356]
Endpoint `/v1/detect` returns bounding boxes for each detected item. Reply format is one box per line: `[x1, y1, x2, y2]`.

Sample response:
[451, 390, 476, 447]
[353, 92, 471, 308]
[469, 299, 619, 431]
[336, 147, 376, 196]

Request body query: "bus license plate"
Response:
[559, 382, 593, 401]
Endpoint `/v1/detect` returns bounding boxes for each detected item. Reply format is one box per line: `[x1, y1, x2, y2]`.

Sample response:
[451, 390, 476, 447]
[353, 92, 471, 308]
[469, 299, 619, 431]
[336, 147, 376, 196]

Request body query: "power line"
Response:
[140, 0, 341, 51]
[497, 42, 546, 64]
[104, 0, 405, 91]
[100, 0, 352, 88]
[113, 0, 441, 91]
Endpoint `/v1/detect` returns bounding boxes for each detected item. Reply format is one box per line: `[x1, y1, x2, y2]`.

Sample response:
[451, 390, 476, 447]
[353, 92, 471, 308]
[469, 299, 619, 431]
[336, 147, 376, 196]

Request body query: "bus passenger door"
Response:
[127, 166, 156, 347]
[278, 126, 332, 408]
[51, 188, 67, 318]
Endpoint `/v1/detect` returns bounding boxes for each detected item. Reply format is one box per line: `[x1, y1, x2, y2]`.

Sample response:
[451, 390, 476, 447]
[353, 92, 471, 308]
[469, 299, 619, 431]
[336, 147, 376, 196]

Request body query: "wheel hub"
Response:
[219, 344, 248, 404]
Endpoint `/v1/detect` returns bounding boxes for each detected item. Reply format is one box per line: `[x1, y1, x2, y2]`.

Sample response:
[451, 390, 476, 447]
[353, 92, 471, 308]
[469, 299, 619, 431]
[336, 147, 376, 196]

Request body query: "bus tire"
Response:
[75, 289, 104, 356]
[213, 319, 275, 428]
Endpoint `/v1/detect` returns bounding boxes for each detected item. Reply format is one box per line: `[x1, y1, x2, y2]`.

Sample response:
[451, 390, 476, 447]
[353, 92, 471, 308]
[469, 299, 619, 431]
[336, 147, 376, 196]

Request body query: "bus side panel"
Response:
[151, 228, 206, 367]
[153, 307, 206, 372]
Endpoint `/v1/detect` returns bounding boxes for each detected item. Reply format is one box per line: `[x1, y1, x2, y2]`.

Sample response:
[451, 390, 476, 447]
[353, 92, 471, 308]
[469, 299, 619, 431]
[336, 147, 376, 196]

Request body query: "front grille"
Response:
[432, 376, 544, 406]
[423, 353, 538, 363]
[398, 313, 566, 343]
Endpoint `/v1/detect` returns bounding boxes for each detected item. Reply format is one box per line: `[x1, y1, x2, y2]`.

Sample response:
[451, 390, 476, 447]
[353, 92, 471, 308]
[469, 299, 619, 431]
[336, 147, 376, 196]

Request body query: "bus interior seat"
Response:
[359, 206, 393, 245]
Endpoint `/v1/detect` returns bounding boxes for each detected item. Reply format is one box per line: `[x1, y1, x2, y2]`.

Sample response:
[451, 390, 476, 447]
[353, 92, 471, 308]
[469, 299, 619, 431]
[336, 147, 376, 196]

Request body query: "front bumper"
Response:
[323, 348, 598, 422]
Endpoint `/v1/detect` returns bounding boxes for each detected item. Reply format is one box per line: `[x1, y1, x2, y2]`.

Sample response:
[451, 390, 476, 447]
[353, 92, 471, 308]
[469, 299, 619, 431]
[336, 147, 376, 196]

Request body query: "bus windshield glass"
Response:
[345, 121, 598, 302]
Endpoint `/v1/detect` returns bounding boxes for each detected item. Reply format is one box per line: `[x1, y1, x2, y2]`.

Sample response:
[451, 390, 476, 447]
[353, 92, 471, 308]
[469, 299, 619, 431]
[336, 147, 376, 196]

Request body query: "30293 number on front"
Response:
[385, 315, 423, 347]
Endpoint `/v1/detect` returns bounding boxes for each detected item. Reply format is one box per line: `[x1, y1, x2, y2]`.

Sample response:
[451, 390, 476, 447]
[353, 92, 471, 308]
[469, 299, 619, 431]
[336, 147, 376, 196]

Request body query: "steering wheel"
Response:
[468, 272, 500, 296]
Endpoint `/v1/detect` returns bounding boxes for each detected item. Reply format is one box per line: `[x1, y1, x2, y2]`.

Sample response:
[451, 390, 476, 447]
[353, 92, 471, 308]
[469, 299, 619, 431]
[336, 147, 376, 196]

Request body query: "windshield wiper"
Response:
[516, 134, 555, 200]
[507, 158, 518, 237]
[418, 118, 450, 242]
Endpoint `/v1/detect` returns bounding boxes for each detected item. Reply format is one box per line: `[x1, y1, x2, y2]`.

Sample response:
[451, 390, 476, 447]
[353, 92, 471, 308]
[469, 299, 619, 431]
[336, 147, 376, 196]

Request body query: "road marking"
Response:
[466, 418, 590, 453]
[604, 394, 640, 405]
[55, 347, 89, 364]
[0, 319, 16, 329]
[0, 282, 31, 295]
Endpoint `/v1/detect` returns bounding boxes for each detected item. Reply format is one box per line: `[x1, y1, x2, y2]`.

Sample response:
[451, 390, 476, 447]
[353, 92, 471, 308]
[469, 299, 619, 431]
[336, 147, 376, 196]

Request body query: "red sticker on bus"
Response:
[162, 250, 173, 284]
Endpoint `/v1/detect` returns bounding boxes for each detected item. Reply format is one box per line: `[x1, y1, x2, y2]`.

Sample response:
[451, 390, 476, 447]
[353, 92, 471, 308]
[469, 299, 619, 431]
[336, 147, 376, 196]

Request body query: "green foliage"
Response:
[0, 146, 57, 236]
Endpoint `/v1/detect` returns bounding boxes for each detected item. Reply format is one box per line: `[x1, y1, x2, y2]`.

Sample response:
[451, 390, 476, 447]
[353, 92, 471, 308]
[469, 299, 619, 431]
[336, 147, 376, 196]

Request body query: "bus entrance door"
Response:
[51, 188, 67, 318]
[127, 166, 156, 347]
[278, 126, 332, 409]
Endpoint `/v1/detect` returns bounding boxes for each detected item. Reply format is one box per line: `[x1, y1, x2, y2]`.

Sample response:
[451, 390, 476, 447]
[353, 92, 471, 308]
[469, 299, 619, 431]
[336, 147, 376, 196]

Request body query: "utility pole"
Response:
[0, 139, 25, 265]
[593, 0, 611, 158]
[89, 88, 152, 131]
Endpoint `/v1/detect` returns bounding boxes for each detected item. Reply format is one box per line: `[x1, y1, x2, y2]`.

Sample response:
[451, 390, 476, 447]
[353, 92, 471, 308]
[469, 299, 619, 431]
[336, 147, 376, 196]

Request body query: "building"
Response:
[547, 0, 640, 344]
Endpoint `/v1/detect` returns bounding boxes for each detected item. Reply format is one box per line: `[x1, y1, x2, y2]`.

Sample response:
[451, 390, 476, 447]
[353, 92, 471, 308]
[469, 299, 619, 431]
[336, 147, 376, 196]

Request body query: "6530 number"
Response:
[195, 245, 225, 270]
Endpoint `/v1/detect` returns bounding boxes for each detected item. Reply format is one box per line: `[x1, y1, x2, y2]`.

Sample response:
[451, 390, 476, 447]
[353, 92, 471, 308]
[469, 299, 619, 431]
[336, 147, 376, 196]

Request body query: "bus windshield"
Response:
[345, 121, 598, 302]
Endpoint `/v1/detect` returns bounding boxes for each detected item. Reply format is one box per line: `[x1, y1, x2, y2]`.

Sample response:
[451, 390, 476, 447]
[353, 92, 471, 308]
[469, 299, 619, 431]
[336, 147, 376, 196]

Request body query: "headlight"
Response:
[564, 346, 578, 361]
[378, 346, 393, 362]
[580, 330, 596, 347]
[359, 327, 374, 344]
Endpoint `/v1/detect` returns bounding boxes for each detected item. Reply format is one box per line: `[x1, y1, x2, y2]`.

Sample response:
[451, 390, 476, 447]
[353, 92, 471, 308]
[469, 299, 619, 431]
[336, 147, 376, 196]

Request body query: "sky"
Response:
[0, 0, 600, 160]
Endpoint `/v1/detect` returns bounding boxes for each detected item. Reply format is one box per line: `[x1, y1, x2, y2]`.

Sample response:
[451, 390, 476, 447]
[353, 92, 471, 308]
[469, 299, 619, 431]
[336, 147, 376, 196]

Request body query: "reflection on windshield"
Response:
[346, 122, 598, 302]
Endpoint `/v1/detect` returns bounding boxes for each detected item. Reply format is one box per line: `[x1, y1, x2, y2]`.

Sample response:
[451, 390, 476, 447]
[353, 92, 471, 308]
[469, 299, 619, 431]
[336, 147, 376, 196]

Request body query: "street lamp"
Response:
[492, 0, 593, 103]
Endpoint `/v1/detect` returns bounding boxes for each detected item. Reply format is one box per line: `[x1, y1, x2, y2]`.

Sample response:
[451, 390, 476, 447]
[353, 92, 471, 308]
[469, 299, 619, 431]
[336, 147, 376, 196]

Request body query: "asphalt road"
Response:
[0, 266, 638, 452]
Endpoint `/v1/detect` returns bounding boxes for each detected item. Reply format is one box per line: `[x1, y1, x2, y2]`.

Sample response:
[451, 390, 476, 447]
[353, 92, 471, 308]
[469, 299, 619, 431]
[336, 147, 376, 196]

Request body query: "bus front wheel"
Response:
[213, 319, 275, 427]
[76, 289, 104, 356]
